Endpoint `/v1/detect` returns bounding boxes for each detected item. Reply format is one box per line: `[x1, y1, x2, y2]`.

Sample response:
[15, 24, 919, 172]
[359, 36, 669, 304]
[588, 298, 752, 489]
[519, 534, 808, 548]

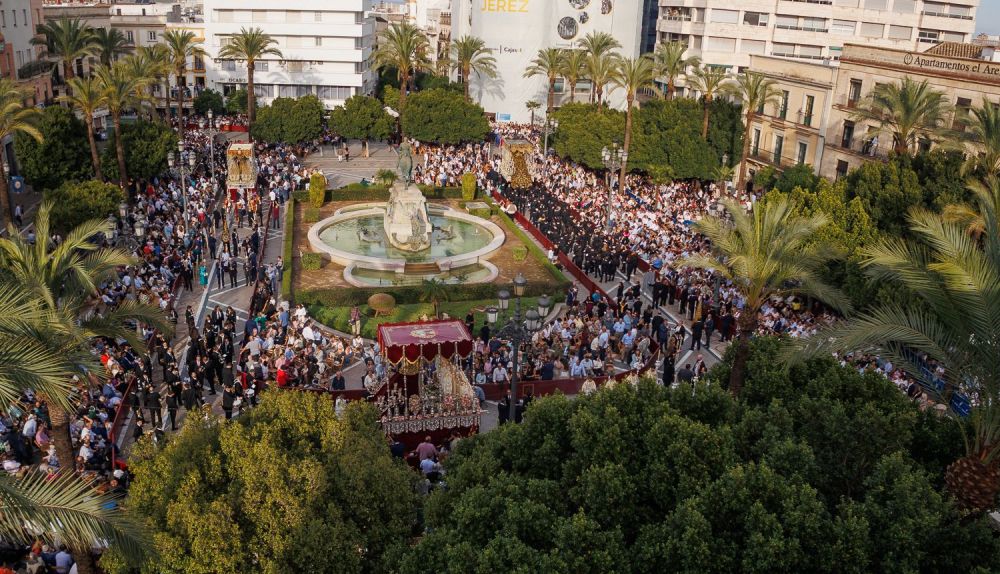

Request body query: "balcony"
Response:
[835, 94, 861, 109]
[832, 131, 890, 160]
[749, 147, 796, 168]
[920, 10, 973, 20]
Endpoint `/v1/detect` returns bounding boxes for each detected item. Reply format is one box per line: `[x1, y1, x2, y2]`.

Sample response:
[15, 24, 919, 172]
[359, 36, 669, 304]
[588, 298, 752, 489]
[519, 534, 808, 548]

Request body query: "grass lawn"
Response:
[310, 297, 541, 339]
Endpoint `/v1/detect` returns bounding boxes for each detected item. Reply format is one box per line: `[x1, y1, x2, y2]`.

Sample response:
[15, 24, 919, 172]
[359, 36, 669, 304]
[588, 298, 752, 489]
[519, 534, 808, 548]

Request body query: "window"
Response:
[216, 9, 233, 23]
[774, 135, 784, 164]
[836, 160, 849, 179]
[253, 84, 273, 98]
[942, 31, 965, 42]
[355, 61, 364, 74]
[831, 19, 856, 35]
[315, 37, 322, 47]
[126, 30, 134, 43]
[797, 142, 808, 164]
[776, 15, 798, 29]
[194, 56, 204, 70]
[705, 37, 736, 53]
[2, 11, 6, 27]
[355, 37, 364, 49]
[219, 36, 233, 48]
[355, 11, 364, 24]
[222, 60, 237, 72]
[286, 10, 301, 23]
[148, 31, 157, 42]
[798, 45, 823, 59]
[892, 0, 915, 13]
[773, 42, 795, 57]
[16, 50, 23, 68]
[949, 4, 972, 18]
[918, 29, 940, 43]
[888, 25, 912, 40]
[743, 12, 768, 26]
[752, 129, 761, 155]
[954, 97, 972, 130]
[848, 79, 862, 106]
[286, 61, 303, 73]
[802, 17, 827, 31]
[278, 85, 312, 97]
[743, 40, 766, 55]
[22, 9, 26, 25]
[779, 90, 789, 119]
[710, 9, 738, 24]
[314, 11, 323, 22]
[11, 10, 15, 27]
[317, 86, 353, 100]
[863, 0, 888, 9]
[834, 0, 859, 6]
[803, 95, 815, 126]
[860, 22, 884, 37]
[575, 79, 592, 93]
[553, 78, 565, 93]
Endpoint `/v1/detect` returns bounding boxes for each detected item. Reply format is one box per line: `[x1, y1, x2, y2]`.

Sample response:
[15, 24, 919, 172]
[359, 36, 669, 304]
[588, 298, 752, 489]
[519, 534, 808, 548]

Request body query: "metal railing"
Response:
[834, 131, 891, 159]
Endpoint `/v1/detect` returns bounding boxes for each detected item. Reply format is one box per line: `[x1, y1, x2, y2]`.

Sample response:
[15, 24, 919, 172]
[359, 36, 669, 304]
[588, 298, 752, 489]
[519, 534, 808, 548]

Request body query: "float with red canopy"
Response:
[375, 320, 481, 447]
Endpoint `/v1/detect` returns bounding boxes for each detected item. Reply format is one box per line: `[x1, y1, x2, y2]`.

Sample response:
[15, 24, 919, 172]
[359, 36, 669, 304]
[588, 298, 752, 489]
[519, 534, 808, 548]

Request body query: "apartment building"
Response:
[202, 0, 376, 110]
[657, 0, 980, 92]
[744, 42, 1000, 182]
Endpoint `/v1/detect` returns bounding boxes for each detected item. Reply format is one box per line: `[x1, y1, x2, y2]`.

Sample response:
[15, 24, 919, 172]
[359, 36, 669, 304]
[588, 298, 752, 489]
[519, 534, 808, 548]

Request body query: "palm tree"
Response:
[711, 164, 735, 194]
[31, 18, 97, 91]
[218, 27, 282, 124]
[92, 28, 130, 66]
[371, 22, 431, 119]
[724, 71, 783, 193]
[687, 65, 729, 139]
[97, 63, 152, 189]
[609, 56, 656, 188]
[850, 77, 950, 155]
[524, 48, 564, 115]
[525, 100, 541, 126]
[163, 30, 206, 143]
[450, 35, 497, 102]
[0, 204, 167, 571]
[802, 176, 1000, 515]
[963, 102, 1000, 177]
[559, 49, 588, 104]
[59, 76, 107, 181]
[134, 45, 171, 119]
[0, 80, 42, 227]
[652, 40, 700, 99]
[942, 175, 999, 240]
[578, 32, 621, 105]
[375, 168, 398, 188]
[419, 278, 450, 318]
[683, 196, 849, 396]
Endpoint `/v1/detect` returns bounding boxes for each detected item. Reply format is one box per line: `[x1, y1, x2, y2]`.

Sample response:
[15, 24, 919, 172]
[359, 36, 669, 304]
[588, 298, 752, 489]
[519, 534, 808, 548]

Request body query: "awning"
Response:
[377, 320, 474, 366]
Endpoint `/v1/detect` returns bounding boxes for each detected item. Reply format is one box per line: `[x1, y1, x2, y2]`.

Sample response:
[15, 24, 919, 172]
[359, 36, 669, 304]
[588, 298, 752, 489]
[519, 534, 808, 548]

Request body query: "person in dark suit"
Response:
[165, 388, 179, 431]
[676, 363, 695, 384]
[690, 319, 704, 350]
[222, 385, 236, 420]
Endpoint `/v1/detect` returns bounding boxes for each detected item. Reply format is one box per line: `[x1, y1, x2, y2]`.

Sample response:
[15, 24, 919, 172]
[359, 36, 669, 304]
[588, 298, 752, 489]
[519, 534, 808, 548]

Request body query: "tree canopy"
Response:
[44, 180, 125, 234]
[193, 88, 225, 116]
[328, 95, 393, 144]
[106, 392, 418, 574]
[401, 88, 489, 145]
[100, 119, 177, 183]
[14, 105, 92, 191]
[397, 339, 1000, 573]
[251, 95, 325, 144]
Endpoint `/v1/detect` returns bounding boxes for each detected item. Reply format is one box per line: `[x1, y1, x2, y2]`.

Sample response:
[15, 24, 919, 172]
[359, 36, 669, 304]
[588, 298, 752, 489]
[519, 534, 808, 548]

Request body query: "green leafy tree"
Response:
[652, 40, 699, 99]
[101, 119, 177, 184]
[851, 77, 950, 155]
[217, 27, 282, 123]
[308, 171, 327, 208]
[249, 97, 293, 142]
[163, 30, 206, 143]
[524, 47, 564, 114]
[844, 159, 923, 235]
[461, 172, 476, 200]
[59, 76, 108, 181]
[225, 88, 253, 114]
[682, 196, 850, 395]
[328, 95, 393, 157]
[108, 393, 418, 574]
[0, 80, 42, 226]
[752, 165, 778, 192]
[608, 55, 656, 187]
[14, 105, 91, 191]
[193, 88, 225, 116]
[962, 101, 1000, 177]
[551, 103, 623, 170]
[450, 35, 497, 102]
[910, 150, 971, 210]
[401, 88, 489, 145]
[631, 98, 719, 180]
[774, 162, 819, 194]
[96, 62, 153, 188]
[45, 180, 125, 234]
[374, 169, 397, 188]
[285, 94, 325, 143]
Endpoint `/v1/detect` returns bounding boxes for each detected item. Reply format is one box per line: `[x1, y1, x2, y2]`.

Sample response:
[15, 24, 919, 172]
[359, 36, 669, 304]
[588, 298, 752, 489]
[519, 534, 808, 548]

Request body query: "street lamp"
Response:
[486, 273, 542, 424]
[601, 143, 627, 233]
[543, 118, 559, 157]
[200, 109, 217, 177]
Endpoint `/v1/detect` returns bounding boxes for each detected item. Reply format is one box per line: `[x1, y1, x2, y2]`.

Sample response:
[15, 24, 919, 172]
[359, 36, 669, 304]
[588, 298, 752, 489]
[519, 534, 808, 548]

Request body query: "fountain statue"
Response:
[384, 142, 432, 252]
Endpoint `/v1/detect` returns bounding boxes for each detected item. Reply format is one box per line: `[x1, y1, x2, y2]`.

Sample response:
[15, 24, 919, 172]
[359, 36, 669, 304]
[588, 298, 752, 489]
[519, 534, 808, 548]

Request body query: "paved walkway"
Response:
[309, 141, 397, 188]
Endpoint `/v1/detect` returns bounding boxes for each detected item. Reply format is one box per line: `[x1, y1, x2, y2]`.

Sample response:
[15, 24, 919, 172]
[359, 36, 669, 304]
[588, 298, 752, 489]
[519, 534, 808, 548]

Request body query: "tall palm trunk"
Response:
[737, 112, 753, 193]
[398, 69, 410, 136]
[701, 95, 712, 139]
[63, 61, 75, 96]
[46, 400, 96, 573]
[620, 94, 634, 191]
[246, 62, 256, 124]
[547, 77, 555, 115]
[84, 115, 103, 181]
[667, 78, 676, 100]
[728, 314, 757, 396]
[0, 154, 10, 228]
[568, 77, 576, 104]
[463, 63, 471, 101]
[176, 69, 186, 144]
[163, 78, 171, 120]
[113, 113, 128, 189]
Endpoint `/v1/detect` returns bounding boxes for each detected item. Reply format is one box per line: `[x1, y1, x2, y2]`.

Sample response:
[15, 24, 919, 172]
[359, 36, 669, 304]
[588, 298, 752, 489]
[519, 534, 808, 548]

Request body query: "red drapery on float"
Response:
[377, 320, 474, 366]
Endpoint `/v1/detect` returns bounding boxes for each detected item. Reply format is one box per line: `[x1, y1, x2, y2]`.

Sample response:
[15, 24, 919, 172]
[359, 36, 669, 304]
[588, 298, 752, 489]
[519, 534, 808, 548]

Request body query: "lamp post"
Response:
[485, 273, 552, 424]
[543, 118, 559, 157]
[601, 143, 626, 233]
[199, 110, 217, 178]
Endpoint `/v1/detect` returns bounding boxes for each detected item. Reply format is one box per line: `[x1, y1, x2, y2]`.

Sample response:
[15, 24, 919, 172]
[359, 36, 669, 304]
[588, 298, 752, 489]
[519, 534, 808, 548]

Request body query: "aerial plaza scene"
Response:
[0, 0, 996, 571]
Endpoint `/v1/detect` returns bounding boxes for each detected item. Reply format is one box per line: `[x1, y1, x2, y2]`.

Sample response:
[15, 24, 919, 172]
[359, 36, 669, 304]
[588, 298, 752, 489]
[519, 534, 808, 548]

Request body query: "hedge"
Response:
[281, 201, 295, 301]
[493, 208, 569, 285]
[318, 184, 471, 203]
[301, 252, 323, 270]
[303, 207, 320, 223]
[298, 279, 564, 309]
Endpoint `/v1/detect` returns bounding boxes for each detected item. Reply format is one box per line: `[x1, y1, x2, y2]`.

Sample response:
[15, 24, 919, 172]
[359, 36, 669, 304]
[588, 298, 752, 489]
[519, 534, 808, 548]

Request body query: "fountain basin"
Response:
[307, 203, 506, 283]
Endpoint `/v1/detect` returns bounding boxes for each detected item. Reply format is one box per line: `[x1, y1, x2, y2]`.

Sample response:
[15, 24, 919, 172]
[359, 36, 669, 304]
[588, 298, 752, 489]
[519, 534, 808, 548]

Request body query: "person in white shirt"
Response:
[492, 365, 508, 383]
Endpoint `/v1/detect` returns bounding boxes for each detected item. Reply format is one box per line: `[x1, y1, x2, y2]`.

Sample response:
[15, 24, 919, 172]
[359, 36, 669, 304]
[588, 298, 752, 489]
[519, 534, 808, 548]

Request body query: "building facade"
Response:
[657, 0, 980, 93]
[202, 0, 375, 110]
[450, 0, 643, 123]
[745, 42, 1000, 182]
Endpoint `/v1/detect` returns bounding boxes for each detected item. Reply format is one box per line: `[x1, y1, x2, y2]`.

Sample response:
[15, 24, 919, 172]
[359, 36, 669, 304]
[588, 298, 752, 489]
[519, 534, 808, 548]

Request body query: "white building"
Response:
[202, 0, 376, 109]
[450, 0, 643, 123]
[657, 0, 981, 90]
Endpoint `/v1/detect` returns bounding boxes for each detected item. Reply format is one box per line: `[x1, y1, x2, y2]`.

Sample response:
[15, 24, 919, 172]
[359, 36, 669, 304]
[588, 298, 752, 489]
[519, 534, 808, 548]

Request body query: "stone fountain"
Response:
[384, 142, 432, 251]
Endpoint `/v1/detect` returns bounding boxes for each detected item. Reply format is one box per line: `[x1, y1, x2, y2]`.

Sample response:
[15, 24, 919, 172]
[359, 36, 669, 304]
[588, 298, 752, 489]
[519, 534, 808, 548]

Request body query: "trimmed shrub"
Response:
[309, 172, 327, 208]
[282, 201, 295, 300]
[303, 207, 320, 223]
[301, 252, 323, 270]
[461, 172, 477, 200]
[512, 245, 528, 262]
